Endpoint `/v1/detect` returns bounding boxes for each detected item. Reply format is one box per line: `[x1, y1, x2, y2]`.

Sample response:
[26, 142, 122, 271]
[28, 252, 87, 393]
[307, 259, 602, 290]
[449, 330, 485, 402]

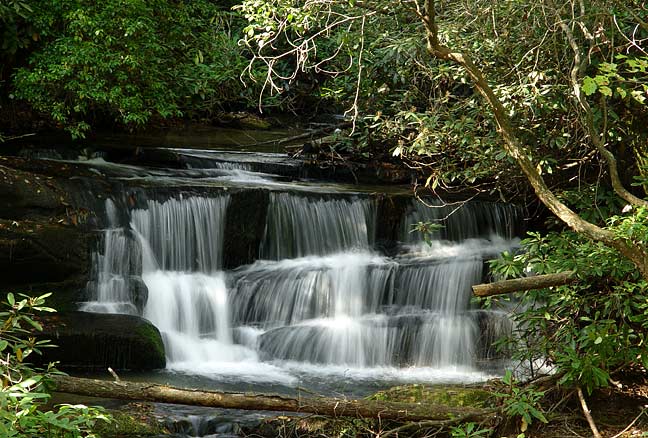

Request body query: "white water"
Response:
[84, 190, 519, 385]
[260, 192, 376, 259]
[130, 196, 229, 272]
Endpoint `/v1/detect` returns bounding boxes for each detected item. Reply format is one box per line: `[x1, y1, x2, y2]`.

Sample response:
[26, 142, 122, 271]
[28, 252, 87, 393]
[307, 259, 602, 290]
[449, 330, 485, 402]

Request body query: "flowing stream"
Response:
[73, 142, 521, 435]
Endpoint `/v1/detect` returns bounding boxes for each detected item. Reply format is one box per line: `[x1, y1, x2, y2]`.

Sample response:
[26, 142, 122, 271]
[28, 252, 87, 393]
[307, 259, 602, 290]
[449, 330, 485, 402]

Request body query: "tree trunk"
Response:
[422, 0, 648, 282]
[51, 375, 496, 422]
[472, 271, 576, 297]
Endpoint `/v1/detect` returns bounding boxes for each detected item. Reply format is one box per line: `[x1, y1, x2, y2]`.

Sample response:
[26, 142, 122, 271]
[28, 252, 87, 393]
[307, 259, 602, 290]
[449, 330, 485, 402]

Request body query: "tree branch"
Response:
[472, 271, 577, 297]
[421, 0, 648, 281]
[556, 16, 648, 209]
[577, 386, 602, 438]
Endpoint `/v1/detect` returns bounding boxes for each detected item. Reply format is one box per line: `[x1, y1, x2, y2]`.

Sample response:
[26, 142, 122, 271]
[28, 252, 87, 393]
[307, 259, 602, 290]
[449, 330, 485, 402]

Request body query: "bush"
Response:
[12, 0, 253, 137]
[490, 203, 648, 394]
[0, 292, 110, 437]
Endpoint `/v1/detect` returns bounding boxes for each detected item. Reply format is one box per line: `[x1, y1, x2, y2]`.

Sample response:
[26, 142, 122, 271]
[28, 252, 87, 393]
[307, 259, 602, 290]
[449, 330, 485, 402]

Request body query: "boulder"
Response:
[36, 311, 166, 371]
[0, 220, 94, 312]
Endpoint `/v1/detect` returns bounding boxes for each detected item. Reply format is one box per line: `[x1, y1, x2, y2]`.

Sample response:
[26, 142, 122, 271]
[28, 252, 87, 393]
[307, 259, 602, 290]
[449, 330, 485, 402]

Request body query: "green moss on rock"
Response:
[36, 312, 166, 371]
[135, 323, 165, 364]
[94, 404, 166, 437]
[366, 384, 495, 408]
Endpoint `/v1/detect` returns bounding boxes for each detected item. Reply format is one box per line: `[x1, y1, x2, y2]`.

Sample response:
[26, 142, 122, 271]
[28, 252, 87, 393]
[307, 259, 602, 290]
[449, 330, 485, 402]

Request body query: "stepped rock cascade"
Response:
[80, 152, 521, 385]
[81, 199, 143, 315]
[229, 253, 395, 327]
[130, 196, 230, 272]
[402, 199, 521, 243]
[260, 192, 376, 259]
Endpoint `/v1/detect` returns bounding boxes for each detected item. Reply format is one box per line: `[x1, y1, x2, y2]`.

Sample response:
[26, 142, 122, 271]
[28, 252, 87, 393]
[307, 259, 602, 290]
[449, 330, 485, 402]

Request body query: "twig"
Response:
[609, 408, 646, 438]
[547, 389, 576, 415]
[0, 133, 36, 143]
[576, 386, 601, 438]
[107, 367, 121, 382]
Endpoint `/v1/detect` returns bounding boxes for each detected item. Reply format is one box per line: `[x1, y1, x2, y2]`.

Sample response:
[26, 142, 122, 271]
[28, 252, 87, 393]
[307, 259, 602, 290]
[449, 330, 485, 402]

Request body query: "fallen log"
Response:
[252, 122, 351, 148]
[472, 271, 577, 297]
[52, 375, 495, 422]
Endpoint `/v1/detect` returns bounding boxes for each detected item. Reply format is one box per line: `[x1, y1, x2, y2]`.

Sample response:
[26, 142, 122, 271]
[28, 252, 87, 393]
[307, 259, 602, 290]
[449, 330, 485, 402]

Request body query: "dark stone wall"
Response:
[0, 159, 98, 312]
[223, 188, 269, 269]
[374, 194, 412, 255]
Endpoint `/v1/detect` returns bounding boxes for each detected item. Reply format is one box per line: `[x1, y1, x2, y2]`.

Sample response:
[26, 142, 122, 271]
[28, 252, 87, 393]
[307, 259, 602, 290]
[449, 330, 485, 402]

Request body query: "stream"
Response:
[34, 130, 522, 436]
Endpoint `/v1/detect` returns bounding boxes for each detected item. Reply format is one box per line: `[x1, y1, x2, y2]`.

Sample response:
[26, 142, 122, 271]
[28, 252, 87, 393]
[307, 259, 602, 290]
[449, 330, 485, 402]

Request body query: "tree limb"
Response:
[422, 0, 648, 281]
[556, 16, 648, 209]
[472, 271, 577, 297]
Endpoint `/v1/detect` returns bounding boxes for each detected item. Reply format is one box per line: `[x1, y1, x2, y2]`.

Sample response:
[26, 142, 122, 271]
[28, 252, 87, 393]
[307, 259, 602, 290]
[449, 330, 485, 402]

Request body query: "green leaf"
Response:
[599, 86, 612, 97]
[582, 77, 597, 95]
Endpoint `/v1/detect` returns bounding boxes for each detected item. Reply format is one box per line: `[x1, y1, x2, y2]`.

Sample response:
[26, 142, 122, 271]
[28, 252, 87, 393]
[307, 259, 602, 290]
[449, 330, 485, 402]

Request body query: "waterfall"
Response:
[401, 199, 520, 242]
[230, 253, 395, 327]
[81, 199, 143, 315]
[83, 189, 518, 382]
[260, 192, 376, 259]
[130, 196, 230, 272]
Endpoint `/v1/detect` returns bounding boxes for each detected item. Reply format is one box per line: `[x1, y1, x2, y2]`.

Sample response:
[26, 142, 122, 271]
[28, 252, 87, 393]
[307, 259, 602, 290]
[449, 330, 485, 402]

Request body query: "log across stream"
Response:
[52, 375, 498, 423]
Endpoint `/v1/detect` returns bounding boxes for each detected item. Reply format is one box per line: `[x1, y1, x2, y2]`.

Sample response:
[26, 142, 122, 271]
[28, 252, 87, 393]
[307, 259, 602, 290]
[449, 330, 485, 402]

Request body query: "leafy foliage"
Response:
[10, 0, 254, 137]
[0, 0, 40, 63]
[0, 292, 110, 437]
[449, 422, 493, 438]
[490, 204, 648, 393]
[497, 371, 548, 428]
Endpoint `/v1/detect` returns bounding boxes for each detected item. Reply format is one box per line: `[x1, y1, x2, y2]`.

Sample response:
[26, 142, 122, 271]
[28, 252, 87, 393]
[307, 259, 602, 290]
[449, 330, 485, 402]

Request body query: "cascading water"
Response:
[130, 196, 230, 272]
[83, 177, 519, 386]
[260, 192, 376, 259]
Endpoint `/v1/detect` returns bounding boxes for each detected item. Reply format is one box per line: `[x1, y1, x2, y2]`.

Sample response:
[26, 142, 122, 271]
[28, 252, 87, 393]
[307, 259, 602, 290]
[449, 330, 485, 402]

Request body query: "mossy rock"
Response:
[244, 415, 378, 438]
[246, 384, 497, 438]
[216, 112, 272, 129]
[94, 403, 167, 437]
[36, 311, 166, 371]
[366, 384, 495, 408]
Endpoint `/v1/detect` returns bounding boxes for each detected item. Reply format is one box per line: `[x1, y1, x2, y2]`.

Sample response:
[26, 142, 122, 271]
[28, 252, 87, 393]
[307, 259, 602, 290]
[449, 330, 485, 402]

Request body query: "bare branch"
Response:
[577, 386, 602, 438]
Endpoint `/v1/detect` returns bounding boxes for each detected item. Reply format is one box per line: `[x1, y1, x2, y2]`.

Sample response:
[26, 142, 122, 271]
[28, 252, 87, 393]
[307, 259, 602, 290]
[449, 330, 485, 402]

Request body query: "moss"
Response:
[247, 385, 497, 438]
[94, 403, 166, 437]
[135, 323, 165, 362]
[250, 416, 378, 438]
[36, 312, 166, 370]
[366, 384, 495, 408]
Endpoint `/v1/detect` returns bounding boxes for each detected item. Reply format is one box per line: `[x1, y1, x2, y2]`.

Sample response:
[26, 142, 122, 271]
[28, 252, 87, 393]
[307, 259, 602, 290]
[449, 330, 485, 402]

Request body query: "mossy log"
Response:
[472, 271, 576, 297]
[52, 376, 496, 422]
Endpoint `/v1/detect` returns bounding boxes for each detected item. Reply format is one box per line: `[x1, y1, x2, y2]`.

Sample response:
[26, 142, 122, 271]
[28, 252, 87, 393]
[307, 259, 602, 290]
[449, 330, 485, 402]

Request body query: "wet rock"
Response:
[223, 188, 269, 269]
[375, 194, 412, 254]
[0, 220, 94, 312]
[0, 163, 69, 220]
[216, 111, 272, 130]
[36, 311, 165, 371]
[130, 276, 149, 314]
